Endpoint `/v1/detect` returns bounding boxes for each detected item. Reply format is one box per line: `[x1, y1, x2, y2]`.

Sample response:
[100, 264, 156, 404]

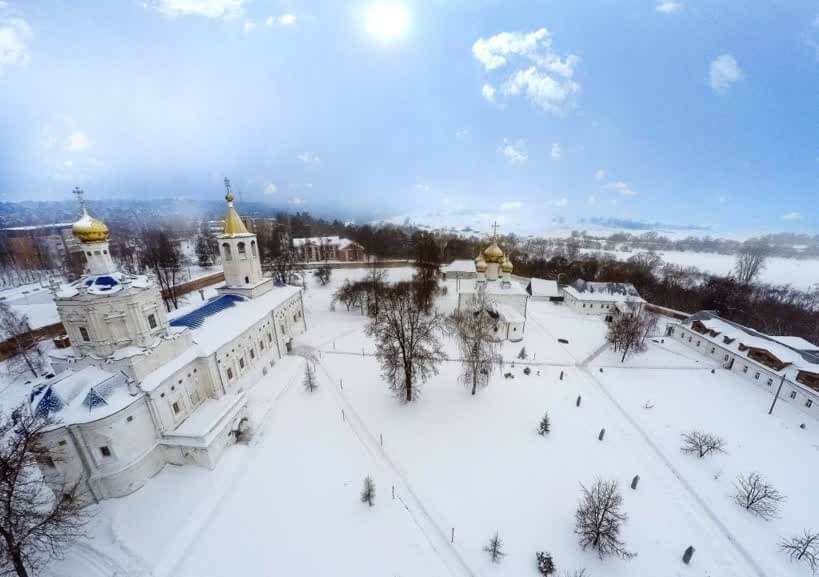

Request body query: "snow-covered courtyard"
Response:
[41, 268, 819, 577]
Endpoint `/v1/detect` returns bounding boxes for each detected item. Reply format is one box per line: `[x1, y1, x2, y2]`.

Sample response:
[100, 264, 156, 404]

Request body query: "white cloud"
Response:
[243, 19, 256, 32]
[0, 18, 32, 75]
[499, 139, 527, 164]
[263, 183, 278, 195]
[297, 152, 321, 165]
[266, 13, 296, 27]
[718, 194, 729, 204]
[472, 28, 580, 115]
[63, 160, 73, 169]
[455, 128, 470, 139]
[154, 0, 243, 19]
[587, 195, 597, 207]
[288, 197, 305, 206]
[594, 168, 606, 180]
[415, 183, 431, 192]
[87, 157, 105, 168]
[709, 54, 744, 93]
[606, 181, 637, 196]
[656, 2, 683, 14]
[782, 211, 801, 221]
[481, 83, 496, 103]
[66, 131, 90, 152]
[500, 201, 523, 211]
[551, 197, 568, 208]
[550, 142, 562, 160]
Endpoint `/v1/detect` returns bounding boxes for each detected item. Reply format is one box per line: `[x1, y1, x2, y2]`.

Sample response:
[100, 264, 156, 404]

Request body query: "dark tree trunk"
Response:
[11, 547, 29, 577]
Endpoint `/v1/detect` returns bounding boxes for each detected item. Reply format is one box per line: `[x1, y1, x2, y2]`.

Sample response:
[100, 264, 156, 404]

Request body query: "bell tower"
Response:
[217, 178, 273, 299]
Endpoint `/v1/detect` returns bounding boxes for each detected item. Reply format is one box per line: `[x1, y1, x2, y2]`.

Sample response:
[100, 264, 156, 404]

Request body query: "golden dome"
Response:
[72, 209, 109, 243]
[223, 198, 249, 236]
[475, 256, 488, 273]
[501, 256, 513, 273]
[483, 241, 504, 263]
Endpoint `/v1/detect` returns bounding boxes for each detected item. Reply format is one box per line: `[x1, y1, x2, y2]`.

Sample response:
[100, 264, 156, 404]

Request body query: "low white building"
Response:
[668, 312, 819, 419]
[36, 185, 306, 504]
[562, 281, 645, 321]
[443, 259, 477, 282]
[526, 278, 562, 302]
[291, 236, 366, 262]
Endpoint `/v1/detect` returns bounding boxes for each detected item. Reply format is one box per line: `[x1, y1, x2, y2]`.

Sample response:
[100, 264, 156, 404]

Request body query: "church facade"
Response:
[35, 183, 306, 504]
[456, 236, 528, 342]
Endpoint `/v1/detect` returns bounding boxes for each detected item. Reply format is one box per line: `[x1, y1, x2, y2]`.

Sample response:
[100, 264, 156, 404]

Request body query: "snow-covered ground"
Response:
[35, 268, 819, 577]
[582, 248, 819, 291]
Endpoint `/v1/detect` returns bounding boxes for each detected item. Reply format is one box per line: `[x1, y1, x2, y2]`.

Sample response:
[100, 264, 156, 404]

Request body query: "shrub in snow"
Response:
[361, 476, 376, 507]
[537, 412, 551, 435]
[484, 532, 505, 563]
[303, 363, 318, 392]
[562, 570, 589, 577]
[523, 366, 531, 375]
[574, 479, 634, 559]
[682, 545, 695, 564]
[518, 347, 528, 360]
[733, 472, 785, 520]
[680, 431, 726, 458]
[536, 551, 556, 575]
[780, 530, 819, 572]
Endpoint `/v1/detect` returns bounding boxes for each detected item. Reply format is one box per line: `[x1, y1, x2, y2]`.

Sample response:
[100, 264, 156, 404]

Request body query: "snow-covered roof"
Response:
[458, 278, 528, 297]
[444, 260, 477, 274]
[562, 281, 644, 303]
[527, 278, 560, 298]
[57, 273, 154, 300]
[771, 336, 819, 352]
[681, 312, 819, 380]
[494, 303, 525, 324]
[31, 366, 138, 426]
[291, 236, 358, 250]
[189, 286, 301, 354]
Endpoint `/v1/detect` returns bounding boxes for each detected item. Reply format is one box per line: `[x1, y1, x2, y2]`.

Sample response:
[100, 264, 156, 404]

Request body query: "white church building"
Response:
[457, 235, 528, 342]
[35, 183, 306, 504]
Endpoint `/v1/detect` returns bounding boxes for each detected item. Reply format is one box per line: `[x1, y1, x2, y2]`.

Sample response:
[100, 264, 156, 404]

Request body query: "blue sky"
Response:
[0, 0, 817, 236]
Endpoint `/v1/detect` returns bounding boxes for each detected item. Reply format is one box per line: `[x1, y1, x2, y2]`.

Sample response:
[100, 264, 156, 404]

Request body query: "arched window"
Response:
[147, 314, 157, 329]
[251, 241, 257, 257]
[237, 242, 246, 256]
[79, 327, 90, 342]
[222, 243, 232, 261]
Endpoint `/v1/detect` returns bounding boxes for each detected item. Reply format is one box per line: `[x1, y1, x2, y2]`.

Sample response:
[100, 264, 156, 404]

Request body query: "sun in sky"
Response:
[365, 3, 410, 42]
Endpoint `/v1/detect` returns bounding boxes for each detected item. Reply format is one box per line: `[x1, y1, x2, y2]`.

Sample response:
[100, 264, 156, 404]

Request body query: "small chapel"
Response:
[34, 181, 306, 504]
[456, 227, 529, 342]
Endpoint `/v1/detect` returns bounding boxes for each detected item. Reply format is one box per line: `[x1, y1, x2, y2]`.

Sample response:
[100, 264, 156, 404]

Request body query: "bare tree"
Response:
[332, 280, 363, 312]
[363, 264, 387, 317]
[536, 551, 556, 576]
[366, 282, 445, 402]
[302, 363, 317, 392]
[733, 472, 786, 520]
[780, 530, 819, 573]
[449, 289, 501, 395]
[606, 311, 657, 363]
[313, 264, 331, 286]
[484, 532, 505, 563]
[360, 476, 375, 507]
[734, 243, 767, 285]
[0, 406, 89, 577]
[0, 303, 43, 378]
[271, 247, 297, 285]
[140, 230, 183, 311]
[680, 431, 726, 458]
[574, 479, 634, 559]
[195, 234, 214, 267]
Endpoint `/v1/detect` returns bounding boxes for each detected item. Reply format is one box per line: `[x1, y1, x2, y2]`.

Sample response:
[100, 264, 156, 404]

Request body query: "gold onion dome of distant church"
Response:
[501, 256, 513, 273]
[475, 255, 488, 272]
[72, 208, 109, 243]
[483, 240, 505, 263]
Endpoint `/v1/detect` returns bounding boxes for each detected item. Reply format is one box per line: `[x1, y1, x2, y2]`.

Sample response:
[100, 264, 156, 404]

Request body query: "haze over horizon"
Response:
[1, 0, 817, 237]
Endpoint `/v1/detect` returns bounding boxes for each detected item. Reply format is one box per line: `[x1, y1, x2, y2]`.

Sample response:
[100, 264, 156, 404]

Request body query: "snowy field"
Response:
[39, 268, 818, 577]
[582, 249, 819, 291]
